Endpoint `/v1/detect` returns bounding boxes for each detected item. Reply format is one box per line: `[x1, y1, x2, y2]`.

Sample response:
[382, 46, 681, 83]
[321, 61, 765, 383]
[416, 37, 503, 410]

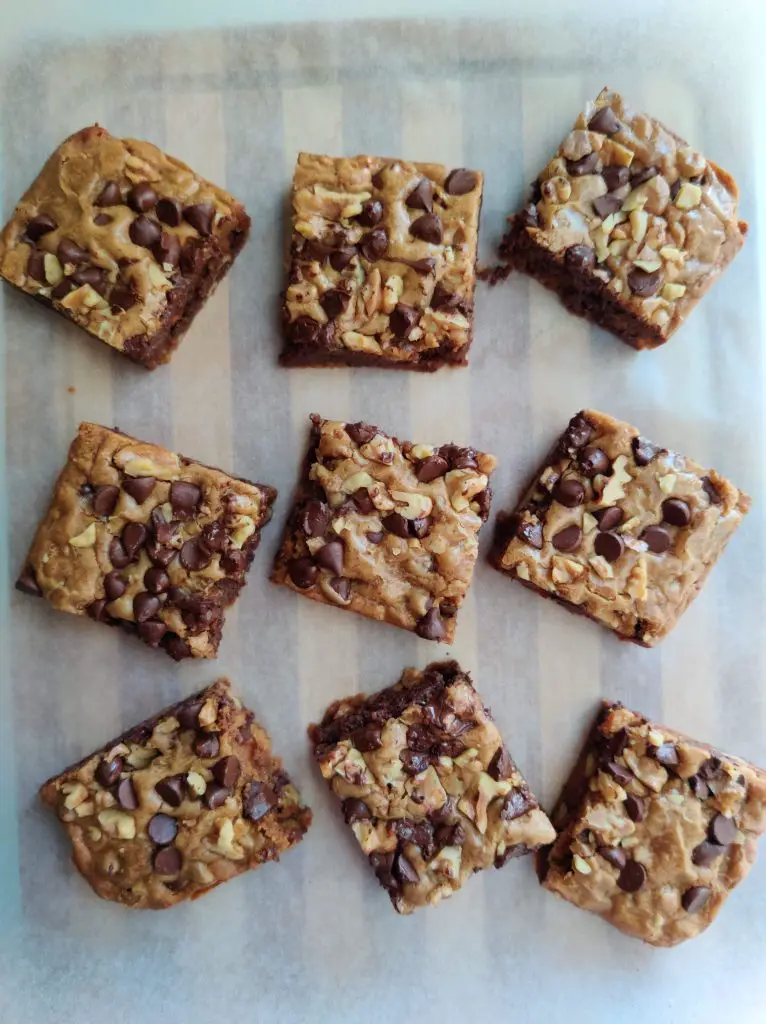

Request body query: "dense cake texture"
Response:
[310, 660, 555, 913]
[500, 89, 746, 349]
[490, 409, 750, 645]
[41, 679, 311, 909]
[0, 126, 250, 368]
[541, 702, 766, 946]
[16, 422, 276, 660]
[271, 416, 496, 642]
[281, 153, 483, 370]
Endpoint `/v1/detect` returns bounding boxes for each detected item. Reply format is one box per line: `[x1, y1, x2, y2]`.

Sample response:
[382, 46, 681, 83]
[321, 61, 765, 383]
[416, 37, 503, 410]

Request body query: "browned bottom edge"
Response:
[279, 345, 468, 372]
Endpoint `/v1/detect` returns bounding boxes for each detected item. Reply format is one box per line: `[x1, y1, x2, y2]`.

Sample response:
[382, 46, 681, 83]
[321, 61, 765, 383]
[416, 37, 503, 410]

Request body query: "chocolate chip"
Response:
[26, 252, 46, 282]
[579, 447, 611, 477]
[108, 537, 133, 569]
[702, 476, 721, 505]
[709, 813, 737, 846]
[93, 213, 112, 226]
[692, 841, 723, 867]
[154, 231, 181, 269]
[177, 700, 203, 731]
[243, 781, 277, 822]
[116, 778, 138, 810]
[212, 756, 240, 789]
[51, 279, 75, 300]
[596, 507, 623, 532]
[366, 530, 384, 544]
[594, 194, 625, 220]
[200, 521, 227, 552]
[564, 244, 596, 271]
[110, 285, 137, 311]
[389, 303, 419, 339]
[624, 794, 646, 822]
[16, 565, 41, 596]
[430, 284, 461, 311]
[642, 525, 671, 554]
[410, 516, 432, 540]
[444, 169, 479, 195]
[594, 531, 624, 562]
[552, 478, 585, 507]
[287, 557, 317, 589]
[95, 181, 121, 207]
[193, 732, 220, 759]
[632, 436, 661, 466]
[141, 567, 168, 595]
[92, 484, 120, 517]
[406, 179, 433, 211]
[662, 498, 691, 527]
[184, 203, 215, 236]
[221, 549, 246, 576]
[354, 724, 383, 752]
[156, 775, 185, 807]
[103, 571, 126, 602]
[567, 152, 600, 176]
[70, 266, 108, 294]
[127, 182, 158, 212]
[628, 267, 663, 297]
[400, 750, 431, 775]
[617, 860, 646, 893]
[315, 540, 344, 575]
[605, 760, 632, 785]
[57, 238, 89, 265]
[87, 599, 110, 622]
[26, 213, 57, 240]
[598, 846, 627, 870]
[156, 197, 183, 226]
[148, 813, 177, 845]
[164, 634, 192, 661]
[410, 213, 442, 244]
[139, 620, 167, 646]
[326, 576, 351, 601]
[602, 166, 630, 192]
[416, 455, 449, 483]
[342, 798, 371, 824]
[95, 755, 124, 787]
[415, 607, 445, 641]
[202, 783, 228, 810]
[359, 228, 387, 261]
[169, 480, 201, 519]
[122, 522, 147, 559]
[631, 165, 658, 187]
[407, 257, 436, 274]
[689, 775, 710, 799]
[516, 518, 544, 549]
[682, 886, 711, 913]
[129, 215, 161, 249]
[120, 478, 155, 508]
[320, 289, 349, 319]
[551, 524, 582, 552]
[588, 106, 621, 134]
[355, 199, 383, 227]
[654, 742, 679, 768]
[346, 421, 378, 445]
[393, 852, 419, 885]
[329, 247, 356, 271]
[699, 757, 724, 780]
[180, 537, 213, 572]
[382, 512, 410, 539]
[153, 847, 182, 876]
[501, 790, 532, 821]
[133, 592, 160, 623]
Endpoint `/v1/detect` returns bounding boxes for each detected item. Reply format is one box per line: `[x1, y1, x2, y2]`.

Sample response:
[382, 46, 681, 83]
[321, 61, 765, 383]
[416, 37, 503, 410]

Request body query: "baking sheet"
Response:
[2, 11, 766, 1023]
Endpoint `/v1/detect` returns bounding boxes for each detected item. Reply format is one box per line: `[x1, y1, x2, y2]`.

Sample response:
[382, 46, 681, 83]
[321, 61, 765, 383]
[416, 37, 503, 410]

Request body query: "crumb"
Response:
[67, 386, 76, 393]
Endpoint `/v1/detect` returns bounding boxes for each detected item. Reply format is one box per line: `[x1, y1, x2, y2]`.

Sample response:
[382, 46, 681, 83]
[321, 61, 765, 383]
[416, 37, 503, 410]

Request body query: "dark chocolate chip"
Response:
[108, 537, 133, 569]
[632, 435, 662, 466]
[212, 756, 240, 789]
[605, 760, 632, 785]
[329, 247, 356, 271]
[627, 267, 663, 297]
[183, 203, 215, 236]
[552, 478, 585, 507]
[57, 238, 89, 265]
[153, 846, 182, 876]
[617, 860, 646, 893]
[95, 755, 124, 787]
[193, 732, 220, 759]
[689, 774, 710, 800]
[444, 168, 479, 195]
[389, 303, 419, 339]
[702, 476, 721, 505]
[129, 215, 161, 249]
[87, 599, 110, 622]
[415, 607, 445, 641]
[327, 576, 351, 601]
[400, 750, 431, 775]
[320, 289, 350, 319]
[699, 757, 724, 780]
[122, 477, 156, 505]
[346, 421, 378, 445]
[148, 813, 177, 845]
[289, 315, 320, 344]
[430, 284, 461, 310]
[594, 531, 625, 562]
[593, 194, 623, 219]
[682, 886, 711, 913]
[654, 742, 679, 768]
[416, 455, 449, 483]
[92, 484, 120, 517]
[95, 181, 122, 207]
[164, 634, 192, 661]
[26, 213, 57, 240]
[588, 106, 621, 134]
[382, 513, 410, 539]
[26, 252, 46, 282]
[169, 480, 201, 519]
[52, 278, 76, 300]
[670, 179, 682, 201]
[410, 516, 432, 540]
[221, 549, 246, 575]
[596, 506, 623, 532]
[133, 592, 160, 623]
[342, 798, 371, 824]
[598, 846, 627, 870]
[642, 525, 671, 554]
[177, 699, 204, 731]
[366, 530, 384, 544]
[602, 166, 631, 192]
[204, 783, 230, 810]
[139, 620, 167, 646]
[156, 197, 183, 226]
[103, 571, 126, 602]
[127, 182, 158, 212]
[692, 841, 723, 867]
[410, 213, 442, 244]
[156, 775, 185, 807]
[116, 778, 138, 810]
[551, 524, 582, 553]
[243, 781, 277, 822]
[516, 518, 544, 549]
[16, 565, 42, 596]
[355, 199, 383, 227]
[662, 498, 691, 527]
[315, 540, 344, 575]
[567, 152, 600, 176]
[110, 285, 137, 311]
[393, 852, 419, 885]
[180, 537, 213, 572]
[93, 213, 113, 226]
[147, 540, 176, 568]
[154, 231, 181, 269]
[301, 500, 332, 537]
[631, 165, 659, 187]
[287, 557, 317, 589]
[71, 266, 108, 294]
[359, 228, 387, 262]
[709, 813, 737, 846]
[144, 567, 170, 594]
[564, 244, 596, 271]
[121, 522, 147, 559]
[201, 521, 227, 552]
[579, 447, 611, 477]
[501, 790, 532, 821]
[406, 179, 433, 212]
[407, 257, 436, 274]
[354, 724, 383, 752]
[624, 794, 646, 822]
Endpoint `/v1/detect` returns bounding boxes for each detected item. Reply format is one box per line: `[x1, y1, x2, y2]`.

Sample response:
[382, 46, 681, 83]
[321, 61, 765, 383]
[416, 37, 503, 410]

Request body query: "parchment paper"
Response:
[2, 12, 766, 1024]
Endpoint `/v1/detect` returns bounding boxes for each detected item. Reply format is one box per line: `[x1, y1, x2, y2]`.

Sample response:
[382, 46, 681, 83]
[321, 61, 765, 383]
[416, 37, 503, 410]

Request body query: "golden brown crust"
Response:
[0, 125, 250, 367]
[40, 679, 312, 909]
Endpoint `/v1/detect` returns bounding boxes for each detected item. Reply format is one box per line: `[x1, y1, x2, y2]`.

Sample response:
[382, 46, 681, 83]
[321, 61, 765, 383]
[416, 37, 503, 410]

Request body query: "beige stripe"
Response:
[282, 83, 367, 975]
